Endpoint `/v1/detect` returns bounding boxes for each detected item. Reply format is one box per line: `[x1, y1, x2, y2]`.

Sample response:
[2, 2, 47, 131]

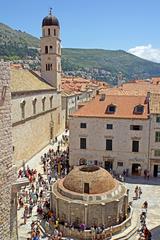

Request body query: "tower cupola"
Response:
[42, 8, 60, 27]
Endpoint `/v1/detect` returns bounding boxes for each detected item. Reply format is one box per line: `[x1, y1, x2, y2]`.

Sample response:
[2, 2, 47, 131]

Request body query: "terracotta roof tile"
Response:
[72, 95, 148, 119]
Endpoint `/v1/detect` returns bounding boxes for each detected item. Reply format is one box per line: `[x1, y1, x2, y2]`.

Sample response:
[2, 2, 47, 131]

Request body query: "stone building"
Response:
[51, 165, 128, 228]
[0, 62, 17, 240]
[11, 10, 65, 168]
[148, 93, 160, 177]
[69, 94, 150, 176]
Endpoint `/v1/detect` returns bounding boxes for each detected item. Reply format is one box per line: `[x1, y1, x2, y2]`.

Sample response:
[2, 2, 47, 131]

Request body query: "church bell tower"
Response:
[41, 9, 61, 91]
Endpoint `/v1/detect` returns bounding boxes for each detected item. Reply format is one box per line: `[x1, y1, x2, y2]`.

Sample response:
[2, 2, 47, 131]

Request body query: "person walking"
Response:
[138, 187, 142, 199]
[135, 186, 139, 199]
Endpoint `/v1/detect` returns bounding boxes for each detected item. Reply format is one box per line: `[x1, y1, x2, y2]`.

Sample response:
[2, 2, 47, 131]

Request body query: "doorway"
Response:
[105, 161, 113, 172]
[84, 183, 89, 193]
[154, 165, 160, 177]
[132, 163, 141, 176]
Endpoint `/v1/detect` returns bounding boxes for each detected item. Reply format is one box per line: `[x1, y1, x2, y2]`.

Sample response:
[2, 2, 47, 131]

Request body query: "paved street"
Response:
[124, 177, 160, 240]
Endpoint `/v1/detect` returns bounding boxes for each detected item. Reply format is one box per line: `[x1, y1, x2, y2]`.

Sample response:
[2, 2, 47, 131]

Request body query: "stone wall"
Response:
[0, 62, 17, 240]
[12, 91, 65, 168]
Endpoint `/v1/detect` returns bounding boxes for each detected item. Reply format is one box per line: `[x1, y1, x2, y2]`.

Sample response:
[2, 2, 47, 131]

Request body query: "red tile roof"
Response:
[72, 95, 148, 119]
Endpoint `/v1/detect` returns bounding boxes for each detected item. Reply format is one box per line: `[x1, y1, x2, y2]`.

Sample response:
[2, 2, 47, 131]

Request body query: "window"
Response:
[32, 98, 37, 115]
[106, 124, 113, 129]
[132, 140, 139, 152]
[156, 116, 160, 123]
[48, 28, 50, 36]
[134, 105, 144, 114]
[106, 139, 112, 151]
[20, 100, 26, 119]
[42, 97, 46, 111]
[46, 64, 52, 71]
[43, 29, 45, 37]
[54, 29, 56, 36]
[117, 162, 123, 167]
[84, 183, 89, 193]
[50, 96, 53, 109]
[80, 138, 86, 149]
[80, 123, 87, 128]
[155, 132, 160, 142]
[50, 45, 53, 49]
[154, 150, 160, 157]
[130, 125, 143, 131]
[45, 46, 48, 54]
[106, 104, 116, 114]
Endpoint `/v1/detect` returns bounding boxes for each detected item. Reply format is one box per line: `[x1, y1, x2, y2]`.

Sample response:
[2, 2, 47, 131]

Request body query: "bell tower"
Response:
[40, 9, 61, 91]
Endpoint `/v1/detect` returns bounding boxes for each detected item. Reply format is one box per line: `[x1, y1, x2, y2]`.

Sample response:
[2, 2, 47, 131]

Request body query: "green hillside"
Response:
[1, 23, 160, 83]
[0, 23, 40, 60]
[62, 48, 160, 81]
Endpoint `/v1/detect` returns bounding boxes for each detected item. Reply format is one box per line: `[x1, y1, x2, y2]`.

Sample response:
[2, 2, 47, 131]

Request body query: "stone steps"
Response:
[112, 210, 139, 240]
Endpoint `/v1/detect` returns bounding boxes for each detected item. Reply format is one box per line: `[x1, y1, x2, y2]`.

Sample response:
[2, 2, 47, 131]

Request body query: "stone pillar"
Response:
[124, 194, 129, 218]
[55, 197, 59, 218]
[116, 199, 120, 224]
[68, 201, 71, 224]
[101, 202, 105, 226]
[84, 203, 88, 225]
[0, 62, 17, 240]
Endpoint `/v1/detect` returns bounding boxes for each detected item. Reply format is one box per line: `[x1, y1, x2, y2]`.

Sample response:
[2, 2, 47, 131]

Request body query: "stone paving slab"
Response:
[124, 177, 160, 240]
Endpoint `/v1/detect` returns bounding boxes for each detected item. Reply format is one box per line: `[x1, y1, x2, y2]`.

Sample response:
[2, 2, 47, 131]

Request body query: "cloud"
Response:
[128, 44, 160, 63]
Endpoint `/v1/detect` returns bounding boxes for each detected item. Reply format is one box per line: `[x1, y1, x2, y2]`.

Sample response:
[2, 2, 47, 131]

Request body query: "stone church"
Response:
[11, 10, 65, 167]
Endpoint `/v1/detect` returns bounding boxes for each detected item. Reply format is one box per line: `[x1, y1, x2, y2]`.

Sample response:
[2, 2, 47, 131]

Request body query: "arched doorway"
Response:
[132, 163, 141, 176]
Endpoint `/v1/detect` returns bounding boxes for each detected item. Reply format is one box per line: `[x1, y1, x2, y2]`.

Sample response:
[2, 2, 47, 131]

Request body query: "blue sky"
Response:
[0, 0, 160, 61]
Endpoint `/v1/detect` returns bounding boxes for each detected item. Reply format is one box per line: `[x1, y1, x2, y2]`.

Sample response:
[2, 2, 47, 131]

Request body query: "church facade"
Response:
[11, 11, 65, 168]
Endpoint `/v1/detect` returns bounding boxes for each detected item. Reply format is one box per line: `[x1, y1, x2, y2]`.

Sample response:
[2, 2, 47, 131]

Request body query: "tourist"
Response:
[138, 187, 142, 199]
[134, 186, 139, 199]
[147, 171, 150, 180]
[23, 205, 29, 224]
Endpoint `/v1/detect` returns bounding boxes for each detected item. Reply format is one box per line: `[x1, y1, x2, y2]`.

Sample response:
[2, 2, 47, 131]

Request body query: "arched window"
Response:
[50, 96, 53, 109]
[20, 100, 26, 119]
[50, 45, 53, 53]
[45, 46, 48, 54]
[46, 64, 52, 71]
[48, 28, 50, 36]
[42, 97, 46, 111]
[32, 98, 37, 115]
[54, 29, 56, 36]
[105, 104, 116, 114]
[134, 105, 144, 114]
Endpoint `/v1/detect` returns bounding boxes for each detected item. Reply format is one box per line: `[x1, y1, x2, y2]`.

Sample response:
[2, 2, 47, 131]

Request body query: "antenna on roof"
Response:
[49, 7, 52, 15]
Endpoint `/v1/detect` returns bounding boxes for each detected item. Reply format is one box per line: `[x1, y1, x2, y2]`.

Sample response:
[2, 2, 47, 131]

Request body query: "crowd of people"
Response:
[17, 133, 70, 240]
[137, 201, 152, 240]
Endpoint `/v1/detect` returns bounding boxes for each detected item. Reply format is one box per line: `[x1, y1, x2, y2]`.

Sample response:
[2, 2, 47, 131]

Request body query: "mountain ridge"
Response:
[1, 23, 160, 83]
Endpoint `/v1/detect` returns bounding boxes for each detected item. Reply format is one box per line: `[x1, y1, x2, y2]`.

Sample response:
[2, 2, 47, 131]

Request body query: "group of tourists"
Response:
[134, 186, 142, 200]
[138, 201, 152, 240]
[17, 132, 70, 240]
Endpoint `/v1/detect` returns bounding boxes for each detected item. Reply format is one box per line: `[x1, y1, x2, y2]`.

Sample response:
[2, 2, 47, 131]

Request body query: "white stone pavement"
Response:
[17, 131, 68, 240]
[124, 177, 160, 240]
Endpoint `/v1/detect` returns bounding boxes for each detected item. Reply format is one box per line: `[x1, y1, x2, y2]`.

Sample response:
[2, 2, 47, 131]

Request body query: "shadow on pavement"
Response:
[124, 176, 160, 186]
